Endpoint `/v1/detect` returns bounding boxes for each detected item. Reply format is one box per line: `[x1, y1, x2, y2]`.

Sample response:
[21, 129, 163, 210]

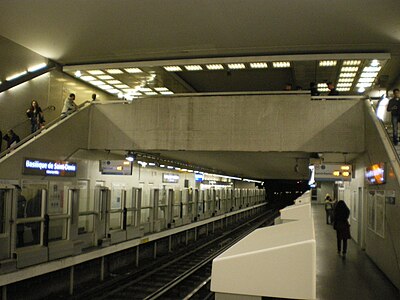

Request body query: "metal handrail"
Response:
[0, 100, 91, 160]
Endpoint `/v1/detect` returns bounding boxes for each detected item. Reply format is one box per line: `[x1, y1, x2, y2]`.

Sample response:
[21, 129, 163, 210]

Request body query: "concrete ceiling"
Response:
[1, 0, 399, 180]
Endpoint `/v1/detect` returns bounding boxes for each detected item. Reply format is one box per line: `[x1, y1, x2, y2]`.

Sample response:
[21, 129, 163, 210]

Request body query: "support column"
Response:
[100, 257, 105, 281]
[2, 285, 7, 300]
[169, 235, 172, 252]
[153, 242, 157, 259]
[185, 230, 189, 245]
[136, 246, 140, 267]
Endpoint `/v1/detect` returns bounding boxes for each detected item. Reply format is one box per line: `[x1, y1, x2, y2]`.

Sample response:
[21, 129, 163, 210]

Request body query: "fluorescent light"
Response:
[98, 84, 113, 90]
[28, 63, 47, 72]
[360, 72, 378, 78]
[6, 71, 28, 81]
[89, 80, 105, 86]
[149, 162, 156, 166]
[319, 60, 337, 67]
[341, 67, 358, 72]
[105, 69, 123, 74]
[356, 82, 372, 88]
[184, 65, 203, 71]
[339, 72, 356, 77]
[160, 164, 165, 168]
[338, 78, 354, 83]
[107, 89, 121, 94]
[167, 166, 174, 169]
[337, 87, 350, 92]
[145, 91, 158, 95]
[358, 87, 366, 93]
[74, 70, 82, 77]
[115, 84, 130, 89]
[358, 78, 375, 83]
[124, 67, 143, 73]
[272, 62, 290, 68]
[206, 64, 224, 70]
[107, 80, 122, 84]
[163, 66, 182, 72]
[363, 66, 381, 72]
[227, 63, 246, 69]
[370, 59, 380, 67]
[343, 60, 361, 66]
[97, 75, 114, 80]
[80, 75, 96, 81]
[160, 91, 174, 95]
[337, 83, 352, 87]
[154, 87, 169, 92]
[317, 83, 328, 88]
[87, 70, 105, 75]
[250, 62, 268, 69]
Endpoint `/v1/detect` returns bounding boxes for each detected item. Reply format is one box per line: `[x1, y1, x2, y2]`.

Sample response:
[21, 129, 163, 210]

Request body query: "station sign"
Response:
[313, 164, 352, 181]
[201, 180, 232, 186]
[23, 158, 77, 177]
[162, 173, 180, 183]
[100, 160, 132, 175]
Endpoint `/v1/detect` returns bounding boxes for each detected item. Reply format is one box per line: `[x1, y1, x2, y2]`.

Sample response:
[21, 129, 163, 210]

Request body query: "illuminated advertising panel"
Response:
[23, 158, 77, 177]
[162, 173, 180, 183]
[100, 160, 133, 175]
[365, 162, 385, 185]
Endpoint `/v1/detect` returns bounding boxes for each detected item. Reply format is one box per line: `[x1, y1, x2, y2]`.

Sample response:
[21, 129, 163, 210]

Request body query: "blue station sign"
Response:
[23, 158, 77, 177]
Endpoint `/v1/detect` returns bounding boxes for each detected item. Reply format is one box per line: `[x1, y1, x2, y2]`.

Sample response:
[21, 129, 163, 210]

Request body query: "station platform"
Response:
[313, 204, 399, 300]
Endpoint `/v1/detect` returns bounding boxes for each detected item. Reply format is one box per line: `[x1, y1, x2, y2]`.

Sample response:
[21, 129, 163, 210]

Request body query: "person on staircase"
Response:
[387, 88, 400, 145]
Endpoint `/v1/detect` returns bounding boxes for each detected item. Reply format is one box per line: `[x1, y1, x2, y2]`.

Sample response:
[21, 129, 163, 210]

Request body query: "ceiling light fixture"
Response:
[370, 60, 380, 67]
[227, 63, 246, 69]
[80, 75, 96, 81]
[341, 67, 358, 72]
[97, 75, 114, 80]
[360, 72, 378, 78]
[87, 70, 105, 75]
[184, 65, 203, 71]
[125, 151, 136, 162]
[107, 80, 122, 84]
[74, 70, 82, 77]
[338, 78, 354, 83]
[337, 87, 350, 92]
[6, 70, 28, 81]
[250, 62, 268, 69]
[206, 64, 224, 70]
[339, 72, 356, 77]
[363, 66, 381, 72]
[163, 66, 182, 72]
[272, 62, 291, 68]
[28, 63, 47, 72]
[343, 60, 361, 66]
[115, 84, 130, 89]
[89, 80, 105, 86]
[154, 87, 169, 92]
[124, 67, 143, 73]
[319, 60, 337, 67]
[105, 69, 123, 74]
[160, 91, 174, 95]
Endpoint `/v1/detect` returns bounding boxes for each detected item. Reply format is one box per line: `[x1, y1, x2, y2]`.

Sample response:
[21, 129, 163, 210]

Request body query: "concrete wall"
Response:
[345, 105, 400, 289]
[89, 95, 365, 153]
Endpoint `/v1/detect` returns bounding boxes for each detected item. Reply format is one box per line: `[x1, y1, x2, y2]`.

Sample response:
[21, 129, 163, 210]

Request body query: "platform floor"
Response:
[313, 204, 399, 300]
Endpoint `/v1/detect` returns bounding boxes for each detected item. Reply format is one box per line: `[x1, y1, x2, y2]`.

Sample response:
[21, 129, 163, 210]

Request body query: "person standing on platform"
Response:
[61, 93, 78, 118]
[324, 194, 335, 224]
[327, 82, 339, 96]
[333, 200, 351, 258]
[386, 88, 400, 145]
[26, 100, 45, 133]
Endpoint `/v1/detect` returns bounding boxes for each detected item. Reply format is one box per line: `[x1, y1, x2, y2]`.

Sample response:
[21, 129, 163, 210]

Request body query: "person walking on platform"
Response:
[26, 100, 45, 133]
[3, 129, 20, 149]
[61, 93, 78, 118]
[324, 194, 335, 224]
[386, 88, 400, 145]
[333, 200, 351, 258]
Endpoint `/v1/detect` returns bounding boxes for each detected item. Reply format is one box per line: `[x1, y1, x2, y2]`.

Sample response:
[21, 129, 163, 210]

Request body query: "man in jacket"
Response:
[387, 88, 400, 145]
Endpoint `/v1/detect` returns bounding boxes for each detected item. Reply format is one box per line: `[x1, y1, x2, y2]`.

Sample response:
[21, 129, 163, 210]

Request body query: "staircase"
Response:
[383, 123, 400, 157]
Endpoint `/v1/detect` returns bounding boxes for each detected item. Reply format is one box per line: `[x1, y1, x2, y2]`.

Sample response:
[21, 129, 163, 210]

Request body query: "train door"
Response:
[192, 188, 199, 221]
[17, 181, 48, 268]
[0, 185, 16, 264]
[166, 188, 174, 228]
[197, 190, 205, 220]
[150, 188, 163, 232]
[126, 187, 144, 239]
[77, 180, 96, 248]
[94, 186, 110, 246]
[108, 184, 127, 244]
[181, 189, 192, 225]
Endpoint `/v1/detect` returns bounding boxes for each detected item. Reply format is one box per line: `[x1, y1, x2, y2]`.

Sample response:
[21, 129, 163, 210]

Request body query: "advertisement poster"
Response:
[111, 183, 125, 209]
[375, 190, 385, 238]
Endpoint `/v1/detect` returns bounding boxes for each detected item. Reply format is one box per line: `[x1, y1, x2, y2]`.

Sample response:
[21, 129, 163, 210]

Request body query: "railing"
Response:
[0, 101, 92, 160]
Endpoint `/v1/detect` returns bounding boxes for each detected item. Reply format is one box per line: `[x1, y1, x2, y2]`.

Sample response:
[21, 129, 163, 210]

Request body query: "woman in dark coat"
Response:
[334, 200, 351, 258]
[26, 100, 44, 133]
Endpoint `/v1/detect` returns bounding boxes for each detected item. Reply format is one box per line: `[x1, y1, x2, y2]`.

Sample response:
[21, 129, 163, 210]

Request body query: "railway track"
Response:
[76, 210, 277, 300]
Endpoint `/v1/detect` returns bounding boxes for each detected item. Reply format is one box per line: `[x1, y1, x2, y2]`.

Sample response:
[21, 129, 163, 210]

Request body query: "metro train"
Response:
[0, 183, 265, 271]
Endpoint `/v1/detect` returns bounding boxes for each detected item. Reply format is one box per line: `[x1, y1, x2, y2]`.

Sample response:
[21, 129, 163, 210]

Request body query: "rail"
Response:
[0, 101, 92, 160]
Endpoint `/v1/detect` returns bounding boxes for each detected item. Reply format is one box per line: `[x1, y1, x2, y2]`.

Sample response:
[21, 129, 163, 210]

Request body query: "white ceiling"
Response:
[1, 0, 399, 180]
